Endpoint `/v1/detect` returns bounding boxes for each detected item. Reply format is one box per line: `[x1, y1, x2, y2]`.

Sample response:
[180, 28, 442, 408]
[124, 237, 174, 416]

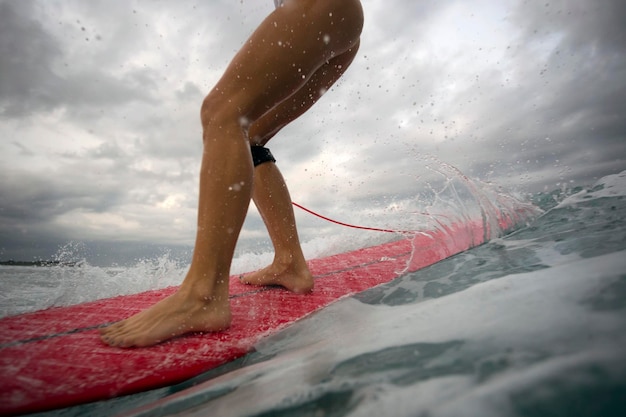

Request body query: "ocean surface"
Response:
[4, 170, 626, 416]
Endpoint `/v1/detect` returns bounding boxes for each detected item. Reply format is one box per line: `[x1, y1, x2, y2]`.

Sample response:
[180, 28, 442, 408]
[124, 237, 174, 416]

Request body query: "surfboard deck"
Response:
[0, 217, 520, 416]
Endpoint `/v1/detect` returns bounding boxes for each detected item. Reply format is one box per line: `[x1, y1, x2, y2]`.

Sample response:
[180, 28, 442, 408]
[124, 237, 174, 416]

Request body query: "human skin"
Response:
[100, 0, 364, 348]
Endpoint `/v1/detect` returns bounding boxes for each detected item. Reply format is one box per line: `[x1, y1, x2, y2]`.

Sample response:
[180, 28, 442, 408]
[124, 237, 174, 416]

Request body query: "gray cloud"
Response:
[0, 1, 62, 116]
[0, 1, 156, 118]
[0, 169, 122, 223]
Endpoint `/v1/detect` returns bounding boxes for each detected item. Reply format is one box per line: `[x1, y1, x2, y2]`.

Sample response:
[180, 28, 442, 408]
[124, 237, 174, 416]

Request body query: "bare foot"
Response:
[99, 288, 231, 348]
[240, 261, 314, 294]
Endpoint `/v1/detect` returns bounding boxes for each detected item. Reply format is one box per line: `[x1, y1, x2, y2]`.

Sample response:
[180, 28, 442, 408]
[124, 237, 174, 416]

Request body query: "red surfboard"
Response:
[0, 214, 526, 416]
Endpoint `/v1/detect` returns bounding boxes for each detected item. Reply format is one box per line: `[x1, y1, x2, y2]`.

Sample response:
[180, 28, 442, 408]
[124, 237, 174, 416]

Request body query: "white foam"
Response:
[0, 254, 188, 317]
[556, 170, 626, 209]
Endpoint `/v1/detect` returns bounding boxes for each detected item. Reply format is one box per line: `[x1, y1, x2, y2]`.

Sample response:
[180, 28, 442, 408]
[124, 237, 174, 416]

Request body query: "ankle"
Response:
[274, 251, 307, 269]
[179, 271, 230, 304]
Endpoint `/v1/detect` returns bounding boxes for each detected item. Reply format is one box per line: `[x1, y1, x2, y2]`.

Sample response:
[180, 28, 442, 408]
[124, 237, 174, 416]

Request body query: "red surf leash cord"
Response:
[291, 202, 415, 235]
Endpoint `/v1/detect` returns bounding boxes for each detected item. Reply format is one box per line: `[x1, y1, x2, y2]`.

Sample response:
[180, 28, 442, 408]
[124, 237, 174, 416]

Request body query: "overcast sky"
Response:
[1, 0, 625, 264]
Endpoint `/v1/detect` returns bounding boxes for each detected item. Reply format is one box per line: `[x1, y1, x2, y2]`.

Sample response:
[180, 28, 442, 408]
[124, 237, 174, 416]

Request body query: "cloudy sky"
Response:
[1, 0, 624, 265]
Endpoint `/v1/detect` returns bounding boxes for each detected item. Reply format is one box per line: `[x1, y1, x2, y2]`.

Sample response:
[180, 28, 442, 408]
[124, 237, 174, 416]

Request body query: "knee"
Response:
[200, 93, 250, 134]
[200, 94, 228, 128]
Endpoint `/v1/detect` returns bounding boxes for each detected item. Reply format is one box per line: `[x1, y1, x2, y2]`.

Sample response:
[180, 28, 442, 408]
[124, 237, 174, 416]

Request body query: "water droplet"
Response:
[238, 116, 250, 127]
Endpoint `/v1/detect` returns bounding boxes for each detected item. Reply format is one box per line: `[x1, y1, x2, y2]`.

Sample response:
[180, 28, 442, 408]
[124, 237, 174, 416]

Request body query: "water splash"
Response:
[322, 160, 539, 258]
[0, 249, 188, 317]
[417, 160, 539, 239]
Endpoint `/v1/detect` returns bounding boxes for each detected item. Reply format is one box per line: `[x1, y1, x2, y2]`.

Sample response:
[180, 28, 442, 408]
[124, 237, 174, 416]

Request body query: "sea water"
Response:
[11, 170, 626, 416]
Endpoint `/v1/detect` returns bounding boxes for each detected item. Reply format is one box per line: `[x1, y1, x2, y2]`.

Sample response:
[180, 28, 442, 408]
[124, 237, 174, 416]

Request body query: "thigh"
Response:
[249, 41, 361, 145]
[205, 0, 363, 124]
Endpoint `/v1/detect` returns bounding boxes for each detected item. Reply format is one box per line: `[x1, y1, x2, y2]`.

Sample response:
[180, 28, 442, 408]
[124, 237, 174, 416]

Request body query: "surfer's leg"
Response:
[248, 42, 360, 145]
[240, 46, 360, 292]
[242, 159, 314, 293]
[100, 0, 363, 347]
